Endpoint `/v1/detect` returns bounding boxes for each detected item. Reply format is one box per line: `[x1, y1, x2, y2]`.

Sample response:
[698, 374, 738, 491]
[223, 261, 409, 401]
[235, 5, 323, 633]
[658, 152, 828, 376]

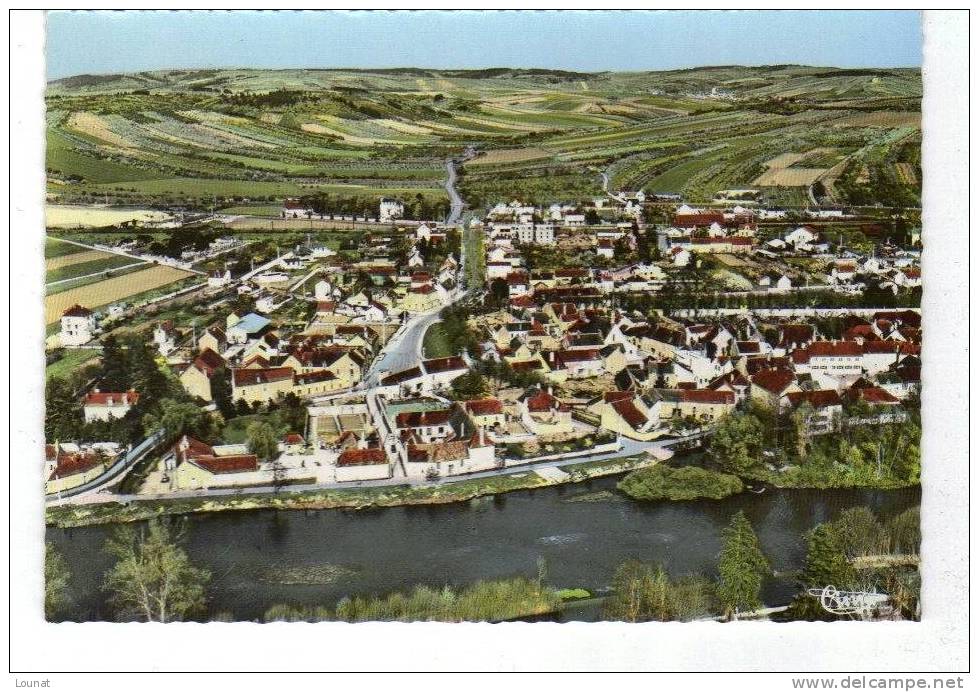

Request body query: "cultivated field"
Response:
[45, 265, 193, 324]
[46, 249, 112, 271]
[46, 66, 921, 209]
[46, 205, 173, 228]
[753, 152, 829, 187]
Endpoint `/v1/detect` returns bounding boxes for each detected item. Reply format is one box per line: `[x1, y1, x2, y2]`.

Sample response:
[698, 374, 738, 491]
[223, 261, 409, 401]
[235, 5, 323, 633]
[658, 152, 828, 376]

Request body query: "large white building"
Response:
[60, 304, 97, 346]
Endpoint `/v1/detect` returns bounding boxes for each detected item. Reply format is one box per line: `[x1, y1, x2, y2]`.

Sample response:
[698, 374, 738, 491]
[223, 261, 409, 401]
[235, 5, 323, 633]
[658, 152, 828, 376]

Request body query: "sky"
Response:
[45, 10, 922, 80]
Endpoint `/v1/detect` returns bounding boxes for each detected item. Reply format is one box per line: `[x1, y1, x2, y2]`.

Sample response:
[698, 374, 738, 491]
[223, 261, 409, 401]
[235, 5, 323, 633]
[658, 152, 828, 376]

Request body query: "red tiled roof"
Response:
[396, 409, 453, 428]
[465, 398, 503, 416]
[283, 433, 305, 445]
[752, 368, 796, 395]
[808, 341, 863, 357]
[847, 387, 901, 405]
[380, 366, 423, 385]
[293, 369, 337, 385]
[193, 348, 225, 376]
[193, 455, 259, 474]
[611, 397, 648, 429]
[62, 304, 92, 317]
[784, 389, 842, 409]
[337, 448, 388, 466]
[411, 284, 435, 294]
[47, 446, 105, 480]
[83, 390, 139, 407]
[423, 356, 467, 374]
[524, 389, 566, 413]
[232, 367, 294, 387]
[509, 359, 543, 372]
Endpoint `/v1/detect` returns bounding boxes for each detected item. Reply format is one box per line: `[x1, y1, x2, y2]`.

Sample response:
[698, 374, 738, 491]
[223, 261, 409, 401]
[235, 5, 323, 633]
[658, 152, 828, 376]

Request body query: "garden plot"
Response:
[753, 152, 828, 187]
[468, 147, 553, 166]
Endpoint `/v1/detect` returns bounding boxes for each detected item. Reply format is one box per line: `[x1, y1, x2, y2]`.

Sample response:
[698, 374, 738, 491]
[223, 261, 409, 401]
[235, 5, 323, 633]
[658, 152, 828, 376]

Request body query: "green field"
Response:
[45, 237, 88, 258]
[46, 254, 143, 284]
[46, 348, 100, 381]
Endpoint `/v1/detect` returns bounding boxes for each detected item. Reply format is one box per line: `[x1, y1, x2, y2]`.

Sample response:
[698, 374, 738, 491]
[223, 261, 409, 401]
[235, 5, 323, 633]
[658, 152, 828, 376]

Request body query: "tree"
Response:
[800, 523, 855, 591]
[717, 511, 769, 618]
[102, 520, 210, 622]
[45, 542, 71, 620]
[247, 421, 280, 462]
[100, 334, 128, 390]
[210, 366, 234, 419]
[45, 376, 81, 441]
[143, 398, 217, 444]
[708, 411, 765, 475]
[449, 372, 489, 400]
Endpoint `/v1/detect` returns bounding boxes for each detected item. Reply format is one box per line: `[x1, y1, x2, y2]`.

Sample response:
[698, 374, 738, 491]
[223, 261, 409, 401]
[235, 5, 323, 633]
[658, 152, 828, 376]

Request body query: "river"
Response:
[48, 478, 919, 622]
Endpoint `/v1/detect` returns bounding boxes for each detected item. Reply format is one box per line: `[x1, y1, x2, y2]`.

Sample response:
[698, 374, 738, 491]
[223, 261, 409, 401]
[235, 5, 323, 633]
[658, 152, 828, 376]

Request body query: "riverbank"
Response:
[46, 452, 654, 528]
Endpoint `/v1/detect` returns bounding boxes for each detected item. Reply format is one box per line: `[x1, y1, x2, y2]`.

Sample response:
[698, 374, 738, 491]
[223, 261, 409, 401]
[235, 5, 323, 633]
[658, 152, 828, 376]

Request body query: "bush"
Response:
[618, 464, 744, 502]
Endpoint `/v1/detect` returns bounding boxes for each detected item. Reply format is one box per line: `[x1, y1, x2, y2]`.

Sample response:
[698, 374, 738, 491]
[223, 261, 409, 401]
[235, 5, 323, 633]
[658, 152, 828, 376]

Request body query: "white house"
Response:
[83, 389, 139, 423]
[379, 198, 404, 222]
[207, 268, 231, 288]
[785, 227, 818, 248]
[153, 321, 177, 356]
[60, 305, 97, 346]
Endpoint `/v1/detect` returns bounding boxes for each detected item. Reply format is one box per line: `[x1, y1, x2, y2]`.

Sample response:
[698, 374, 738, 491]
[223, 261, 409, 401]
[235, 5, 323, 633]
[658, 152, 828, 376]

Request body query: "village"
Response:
[44, 183, 921, 502]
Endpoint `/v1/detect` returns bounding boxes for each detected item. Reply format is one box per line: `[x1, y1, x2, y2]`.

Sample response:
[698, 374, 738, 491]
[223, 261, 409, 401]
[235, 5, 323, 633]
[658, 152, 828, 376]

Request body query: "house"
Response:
[153, 320, 177, 355]
[45, 442, 117, 495]
[596, 239, 615, 259]
[464, 398, 506, 430]
[280, 433, 306, 455]
[831, 259, 858, 283]
[785, 226, 818, 248]
[563, 214, 586, 227]
[590, 391, 662, 441]
[805, 340, 864, 376]
[518, 386, 573, 435]
[395, 408, 458, 444]
[179, 348, 226, 402]
[782, 390, 843, 435]
[226, 312, 271, 345]
[231, 367, 295, 404]
[403, 432, 495, 479]
[750, 368, 799, 407]
[198, 326, 227, 354]
[207, 268, 231, 288]
[655, 388, 737, 424]
[336, 446, 392, 482]
[281, 198, 314, 218]
[82, 389, 139, 423]
[169, 436, 260, 490]
[60, 304, 97, 346]
[669, 247, 692, 267]
[379, 198, 404, 222]
[377, 356, 468, 396]
[545, 349, 604, 381]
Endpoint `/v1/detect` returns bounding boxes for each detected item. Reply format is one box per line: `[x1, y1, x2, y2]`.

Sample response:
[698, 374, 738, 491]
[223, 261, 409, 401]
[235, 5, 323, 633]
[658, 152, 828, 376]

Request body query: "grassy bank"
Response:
[46, 453, 654, 528]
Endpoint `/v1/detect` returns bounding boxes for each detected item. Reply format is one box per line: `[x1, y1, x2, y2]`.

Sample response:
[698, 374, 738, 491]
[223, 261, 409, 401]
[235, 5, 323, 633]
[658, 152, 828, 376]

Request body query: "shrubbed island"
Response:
[44, 64, 922, 623]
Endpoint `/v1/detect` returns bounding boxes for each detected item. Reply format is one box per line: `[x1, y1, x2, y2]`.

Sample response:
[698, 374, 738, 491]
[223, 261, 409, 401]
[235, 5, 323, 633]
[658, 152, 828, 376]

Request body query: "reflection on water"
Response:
[48, 477, 919, 622]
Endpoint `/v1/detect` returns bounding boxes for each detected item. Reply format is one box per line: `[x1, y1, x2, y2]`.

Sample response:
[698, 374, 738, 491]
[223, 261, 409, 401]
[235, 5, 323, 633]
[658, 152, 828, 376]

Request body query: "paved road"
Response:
[445, 159, 465, 224]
